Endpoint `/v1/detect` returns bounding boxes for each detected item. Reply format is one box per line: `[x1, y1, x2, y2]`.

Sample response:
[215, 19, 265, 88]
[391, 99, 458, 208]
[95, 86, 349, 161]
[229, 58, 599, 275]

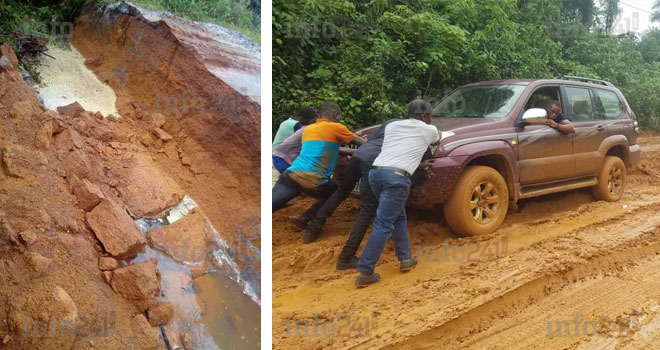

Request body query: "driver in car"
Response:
[544, 100, 575, 134]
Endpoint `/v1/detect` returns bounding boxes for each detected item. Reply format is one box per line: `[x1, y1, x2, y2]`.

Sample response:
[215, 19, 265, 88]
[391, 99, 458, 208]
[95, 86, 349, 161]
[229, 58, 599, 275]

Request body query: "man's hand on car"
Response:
[545, 119, 560, 129]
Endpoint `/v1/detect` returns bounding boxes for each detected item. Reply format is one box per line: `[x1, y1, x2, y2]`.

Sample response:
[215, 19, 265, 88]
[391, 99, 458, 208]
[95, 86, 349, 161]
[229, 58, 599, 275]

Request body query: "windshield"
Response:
[433, 85, 526, 118]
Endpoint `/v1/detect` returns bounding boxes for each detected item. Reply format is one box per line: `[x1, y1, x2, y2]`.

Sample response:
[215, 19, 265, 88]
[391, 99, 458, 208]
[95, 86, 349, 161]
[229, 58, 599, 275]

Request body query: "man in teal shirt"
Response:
[272, 106, 317, 150]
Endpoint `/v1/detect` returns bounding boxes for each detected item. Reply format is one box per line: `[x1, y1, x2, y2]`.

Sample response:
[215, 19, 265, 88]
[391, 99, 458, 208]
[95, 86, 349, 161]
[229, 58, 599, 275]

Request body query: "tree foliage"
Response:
[274, 0, 660, 131]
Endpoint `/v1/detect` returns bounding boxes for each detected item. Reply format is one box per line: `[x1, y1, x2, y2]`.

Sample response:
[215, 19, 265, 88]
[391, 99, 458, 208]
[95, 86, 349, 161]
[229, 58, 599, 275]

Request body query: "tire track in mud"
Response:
[386, 202, 660, 350]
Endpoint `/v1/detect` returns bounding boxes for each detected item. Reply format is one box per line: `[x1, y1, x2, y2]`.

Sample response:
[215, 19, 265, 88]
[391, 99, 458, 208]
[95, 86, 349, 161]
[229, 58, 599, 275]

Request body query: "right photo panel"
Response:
[272, 0, 654, 349]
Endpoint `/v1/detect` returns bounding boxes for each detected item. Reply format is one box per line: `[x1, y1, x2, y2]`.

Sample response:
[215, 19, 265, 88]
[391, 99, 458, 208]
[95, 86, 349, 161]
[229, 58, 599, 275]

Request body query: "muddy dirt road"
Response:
[272, 135, 660, 349]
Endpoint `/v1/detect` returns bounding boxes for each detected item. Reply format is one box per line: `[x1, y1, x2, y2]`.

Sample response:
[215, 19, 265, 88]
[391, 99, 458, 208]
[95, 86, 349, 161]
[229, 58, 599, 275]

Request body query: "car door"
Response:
[516, 85, 574, 185]
[594, 88, 635, 141]
[563, 85, 609, 178]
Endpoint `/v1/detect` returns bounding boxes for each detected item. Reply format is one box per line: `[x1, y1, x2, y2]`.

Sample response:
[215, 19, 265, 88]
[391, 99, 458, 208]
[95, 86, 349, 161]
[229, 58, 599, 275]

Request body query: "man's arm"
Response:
[545, 119, 575, 134]
[339, 147, 357, 155]
[558, 120, 575, 134]
[350, 135, 366, 146]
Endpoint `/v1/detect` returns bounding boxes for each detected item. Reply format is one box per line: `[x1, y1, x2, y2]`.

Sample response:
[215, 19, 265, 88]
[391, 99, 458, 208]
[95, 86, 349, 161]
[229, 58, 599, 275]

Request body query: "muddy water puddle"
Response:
[133, 196, 260, 349]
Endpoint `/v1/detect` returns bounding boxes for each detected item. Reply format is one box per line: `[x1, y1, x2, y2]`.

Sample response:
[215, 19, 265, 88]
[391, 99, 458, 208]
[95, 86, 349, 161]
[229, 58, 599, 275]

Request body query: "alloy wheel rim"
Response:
[607, 165, 624, 195]
[469, 181, 500, 224]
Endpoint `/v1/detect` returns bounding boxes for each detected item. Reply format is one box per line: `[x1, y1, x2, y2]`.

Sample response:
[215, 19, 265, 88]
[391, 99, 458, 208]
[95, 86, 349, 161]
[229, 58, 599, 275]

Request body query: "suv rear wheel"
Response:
[592, 155, 627, 201]
[444, 166, 509, 237]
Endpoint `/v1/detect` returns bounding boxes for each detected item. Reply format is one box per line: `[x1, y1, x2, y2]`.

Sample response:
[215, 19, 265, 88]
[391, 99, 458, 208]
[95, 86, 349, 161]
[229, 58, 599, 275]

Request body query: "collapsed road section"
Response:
[0, 1, 260, 349]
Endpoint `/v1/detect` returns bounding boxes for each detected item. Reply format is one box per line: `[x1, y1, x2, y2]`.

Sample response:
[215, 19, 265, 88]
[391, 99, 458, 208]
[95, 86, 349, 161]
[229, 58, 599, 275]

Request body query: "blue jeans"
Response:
[357, 168, 413, 275]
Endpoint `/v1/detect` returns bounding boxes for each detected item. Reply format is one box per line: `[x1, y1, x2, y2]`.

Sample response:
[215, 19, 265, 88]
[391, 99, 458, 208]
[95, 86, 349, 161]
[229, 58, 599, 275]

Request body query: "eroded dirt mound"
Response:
[272, 134, 660, 349]
[0, 38, 256, 349]
[69, 1, 261, 287]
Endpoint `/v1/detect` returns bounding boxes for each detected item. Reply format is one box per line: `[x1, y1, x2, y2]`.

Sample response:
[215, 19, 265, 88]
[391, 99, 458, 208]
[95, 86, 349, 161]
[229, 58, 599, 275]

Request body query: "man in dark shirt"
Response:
[544, 100, 575, 134]
[302, 119, 399, 245]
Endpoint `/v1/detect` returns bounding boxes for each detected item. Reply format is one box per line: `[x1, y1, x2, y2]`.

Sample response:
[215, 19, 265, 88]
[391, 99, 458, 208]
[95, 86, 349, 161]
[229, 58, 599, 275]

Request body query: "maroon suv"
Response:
[362, 77, 641, 236]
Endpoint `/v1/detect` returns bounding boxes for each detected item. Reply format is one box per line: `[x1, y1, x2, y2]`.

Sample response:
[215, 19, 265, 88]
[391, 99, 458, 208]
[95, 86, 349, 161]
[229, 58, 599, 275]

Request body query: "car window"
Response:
[596, 89, 623, 119]
[433, 85, 526, 119]
[523, 86, 561, 112]
[565, 86, 596, 122]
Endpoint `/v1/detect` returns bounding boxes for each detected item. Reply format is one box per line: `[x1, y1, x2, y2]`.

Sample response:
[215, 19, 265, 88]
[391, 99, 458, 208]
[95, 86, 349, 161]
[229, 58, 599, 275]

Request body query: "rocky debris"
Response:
[102, 270, 113, 283]
[52, 286, 78, 324]
[147, 301, 175, 326]
[153, 127, 173, 141]
[17, 230, 37, 247]
[86, 200, 146, 258]
[148, 209, 213, 265]
[57, 101, 85, 116]
[0, 56, 10, 71]
[0, 43, 18, 70]
[35, 120, 55, 149]
[130, 314, 161, 350]
[140, 133, 154, 147]
[53, 127, 85, 152]
[24, 251, 53, 276]
[1, 144, 48, 178]
[95, 111, 104, 120]
[115, 153, 185, 217]
[99, 256, 119, 270]
[150, 113, 166, 129]
[72, 178, 106, 211]
[162, 325, 183, 349]
[110, 260, 161, 311]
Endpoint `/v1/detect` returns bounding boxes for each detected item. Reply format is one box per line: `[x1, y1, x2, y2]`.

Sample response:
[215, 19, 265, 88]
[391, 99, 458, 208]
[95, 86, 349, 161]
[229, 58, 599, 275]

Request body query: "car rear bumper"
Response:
[408, 155, 468, 209]
[629, 144, 641, 168]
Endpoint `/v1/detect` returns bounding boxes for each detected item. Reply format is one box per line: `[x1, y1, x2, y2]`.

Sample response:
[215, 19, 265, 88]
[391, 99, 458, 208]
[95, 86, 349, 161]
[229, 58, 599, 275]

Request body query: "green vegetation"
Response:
[126, 0, 260, 43]
[0, 0, 259, 83]
[273, 0, 660, 131]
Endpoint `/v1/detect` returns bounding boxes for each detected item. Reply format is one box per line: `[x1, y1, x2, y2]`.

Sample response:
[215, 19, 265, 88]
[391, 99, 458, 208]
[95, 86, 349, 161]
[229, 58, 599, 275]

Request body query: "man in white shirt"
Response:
[356, 99, 440, 287]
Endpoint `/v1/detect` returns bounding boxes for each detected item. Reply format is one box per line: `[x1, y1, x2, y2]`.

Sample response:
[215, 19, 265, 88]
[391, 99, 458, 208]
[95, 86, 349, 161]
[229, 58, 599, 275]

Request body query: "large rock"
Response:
[110, 261, 161, 311]
[56, 101, 85, 116]
[0, 43, 18, 72]
[72, 178, 106, 211]
[86, 200, 146, 258]
[1, 144, 48, 179]
[34, 120, 54, 150]
[115, 153, 185, 217]
[130, 314, 160, 350]
[147, 209, 213, 266]
[98, 257, 119, 270]
[147, 301, 175, 326]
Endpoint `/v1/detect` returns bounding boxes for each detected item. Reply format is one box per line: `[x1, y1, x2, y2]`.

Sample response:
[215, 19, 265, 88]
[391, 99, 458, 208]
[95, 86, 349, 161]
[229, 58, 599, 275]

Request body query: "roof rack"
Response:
[556, 75, 614, 87]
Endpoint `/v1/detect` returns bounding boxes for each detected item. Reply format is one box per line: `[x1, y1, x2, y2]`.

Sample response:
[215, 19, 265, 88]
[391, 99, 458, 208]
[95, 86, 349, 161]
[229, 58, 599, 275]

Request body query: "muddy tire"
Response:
[443, 166, 509, 237]
[592, 156, 627, 202]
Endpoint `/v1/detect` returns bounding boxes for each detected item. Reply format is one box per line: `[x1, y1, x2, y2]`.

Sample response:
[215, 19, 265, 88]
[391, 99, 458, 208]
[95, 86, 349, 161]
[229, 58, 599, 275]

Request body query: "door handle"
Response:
[596, 125, 605, 131]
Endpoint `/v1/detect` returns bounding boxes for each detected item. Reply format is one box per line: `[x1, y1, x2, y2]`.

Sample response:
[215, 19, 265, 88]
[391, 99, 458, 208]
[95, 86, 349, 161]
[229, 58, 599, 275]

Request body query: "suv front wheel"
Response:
[592, 155, 627, 201]
[444, 166, 509, 237]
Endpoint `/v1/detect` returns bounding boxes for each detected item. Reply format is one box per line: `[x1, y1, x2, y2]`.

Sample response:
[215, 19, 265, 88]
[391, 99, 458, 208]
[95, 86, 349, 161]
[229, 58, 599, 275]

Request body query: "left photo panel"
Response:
[0, 0, 261, 349]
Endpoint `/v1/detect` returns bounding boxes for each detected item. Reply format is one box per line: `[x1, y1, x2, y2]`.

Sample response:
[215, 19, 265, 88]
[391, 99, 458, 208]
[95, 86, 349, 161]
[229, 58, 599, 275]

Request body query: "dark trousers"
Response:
[338, 161, 379, 262]
[272, 170, 338, 220]
[307, 156, 363, 231]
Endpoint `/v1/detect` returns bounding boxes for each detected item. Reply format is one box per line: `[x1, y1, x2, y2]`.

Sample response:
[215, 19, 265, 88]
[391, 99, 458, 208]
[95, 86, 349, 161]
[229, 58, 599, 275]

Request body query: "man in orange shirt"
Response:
[272, 102, 365, 241]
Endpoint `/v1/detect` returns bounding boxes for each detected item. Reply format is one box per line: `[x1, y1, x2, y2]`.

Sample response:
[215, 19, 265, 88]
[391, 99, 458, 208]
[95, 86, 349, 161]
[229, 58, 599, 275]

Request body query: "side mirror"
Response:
[520, 108, 548, 125]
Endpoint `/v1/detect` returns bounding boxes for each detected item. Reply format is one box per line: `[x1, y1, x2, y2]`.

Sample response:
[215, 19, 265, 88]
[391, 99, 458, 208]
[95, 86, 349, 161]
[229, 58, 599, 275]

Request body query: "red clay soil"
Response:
[0, 29, 254, 348]
[69, 2, 261, 285]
